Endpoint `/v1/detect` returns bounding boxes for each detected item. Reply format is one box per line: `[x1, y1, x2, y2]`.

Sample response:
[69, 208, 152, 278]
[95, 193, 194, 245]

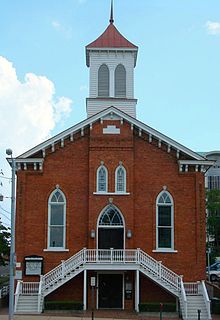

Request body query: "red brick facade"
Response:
[15, 117, 206, 309]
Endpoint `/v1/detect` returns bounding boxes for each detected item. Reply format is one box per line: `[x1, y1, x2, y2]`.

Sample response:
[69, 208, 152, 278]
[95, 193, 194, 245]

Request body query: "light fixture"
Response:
[90, 230, 95, 239]
[127, 230, 132, 239]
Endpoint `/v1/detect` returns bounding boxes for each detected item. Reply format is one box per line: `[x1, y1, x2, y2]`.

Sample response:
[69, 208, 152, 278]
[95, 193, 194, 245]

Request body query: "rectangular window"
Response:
[157, 206, 172, 249]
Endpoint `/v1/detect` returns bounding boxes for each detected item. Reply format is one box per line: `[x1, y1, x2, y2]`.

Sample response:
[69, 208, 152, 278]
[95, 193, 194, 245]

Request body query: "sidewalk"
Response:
[1, 309, 220, 320]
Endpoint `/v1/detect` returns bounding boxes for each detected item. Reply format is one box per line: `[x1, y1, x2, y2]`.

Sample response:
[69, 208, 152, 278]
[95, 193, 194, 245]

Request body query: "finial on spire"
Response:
[109, 0, 114, 24]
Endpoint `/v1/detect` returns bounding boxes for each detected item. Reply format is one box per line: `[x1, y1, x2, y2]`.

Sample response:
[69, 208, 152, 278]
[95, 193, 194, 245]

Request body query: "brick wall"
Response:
[15, 119, 206, 290]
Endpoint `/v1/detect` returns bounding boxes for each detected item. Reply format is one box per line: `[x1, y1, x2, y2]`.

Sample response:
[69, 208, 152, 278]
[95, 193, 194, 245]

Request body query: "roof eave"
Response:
[18, 106, 206, 162]
[86, 47, 138, 67]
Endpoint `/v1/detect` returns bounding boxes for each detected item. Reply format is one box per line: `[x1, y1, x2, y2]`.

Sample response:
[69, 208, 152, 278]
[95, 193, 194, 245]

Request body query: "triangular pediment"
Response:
[18, 107, 204, 161]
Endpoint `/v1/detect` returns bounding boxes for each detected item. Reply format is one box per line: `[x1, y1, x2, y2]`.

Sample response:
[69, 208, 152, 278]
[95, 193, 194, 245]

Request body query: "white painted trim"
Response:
[96, 165, 108, 193]
[43, 248, 69, 252]
[156, 190, 174, 251]
[83, 270, 87, 310]
[96, 204, 125, 250]
[178, 160, 215, 166]
[93, 192, 130, 195]
[47, 188, 66, 250]
[18, 107, 205, 161]
[152, 249, 178, 253]
[135, 269, 139, 312]
[115, 165, 127, 193]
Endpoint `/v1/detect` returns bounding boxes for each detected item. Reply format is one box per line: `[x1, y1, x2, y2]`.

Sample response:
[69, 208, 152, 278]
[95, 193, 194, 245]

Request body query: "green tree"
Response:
[0, 219, 10, 266]
[206, 189, 220, 262]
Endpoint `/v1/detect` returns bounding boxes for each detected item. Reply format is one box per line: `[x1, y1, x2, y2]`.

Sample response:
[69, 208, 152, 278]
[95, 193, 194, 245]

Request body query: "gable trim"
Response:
[18, 107, 205, 161]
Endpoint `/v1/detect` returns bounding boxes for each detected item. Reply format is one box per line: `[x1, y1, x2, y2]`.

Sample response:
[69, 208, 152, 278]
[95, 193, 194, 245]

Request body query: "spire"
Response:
[109, 0, 114, 24]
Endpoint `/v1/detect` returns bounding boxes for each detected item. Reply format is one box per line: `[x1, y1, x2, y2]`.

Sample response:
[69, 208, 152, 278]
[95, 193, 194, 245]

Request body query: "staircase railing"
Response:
[42, 248, 85, 290]
[17, 247, 183, 308]
[184, 282, 199, 295]
[180, 279, 187, 319]
[38, 276, 43, 313]
[139, 249, 181, 292]
[20, 282, 39, 295]
[200, 280, 211, 320]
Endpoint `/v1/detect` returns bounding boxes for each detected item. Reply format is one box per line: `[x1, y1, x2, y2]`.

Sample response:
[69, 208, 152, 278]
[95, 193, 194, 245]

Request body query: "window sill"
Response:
[152, 249, 178, 253]
[43, 248, 69, 252]
[93, 192, 130, 195]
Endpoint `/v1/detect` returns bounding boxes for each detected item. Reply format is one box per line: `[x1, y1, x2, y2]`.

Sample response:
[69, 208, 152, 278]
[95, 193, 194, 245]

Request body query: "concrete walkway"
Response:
[1, 309, 220, 320]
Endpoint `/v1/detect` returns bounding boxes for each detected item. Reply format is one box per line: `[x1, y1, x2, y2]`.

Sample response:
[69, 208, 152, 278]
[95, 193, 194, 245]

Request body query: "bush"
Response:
[44, 300, 83, 310]
[139, 302, 176, 312]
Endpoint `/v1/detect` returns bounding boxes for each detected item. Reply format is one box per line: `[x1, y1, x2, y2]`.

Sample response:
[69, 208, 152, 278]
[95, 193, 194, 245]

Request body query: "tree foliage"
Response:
[0, 219, 10, 266]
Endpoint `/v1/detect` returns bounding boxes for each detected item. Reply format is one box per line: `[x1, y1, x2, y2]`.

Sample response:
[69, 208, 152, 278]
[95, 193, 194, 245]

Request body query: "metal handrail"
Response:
[180, 279, 187, 319]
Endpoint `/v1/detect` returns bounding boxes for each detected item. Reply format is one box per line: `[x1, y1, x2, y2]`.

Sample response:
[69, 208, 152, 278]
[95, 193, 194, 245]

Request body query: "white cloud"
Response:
[51, 20, 72, 39]
[0, 56, 72, 156]
[206, 21, 220, 35]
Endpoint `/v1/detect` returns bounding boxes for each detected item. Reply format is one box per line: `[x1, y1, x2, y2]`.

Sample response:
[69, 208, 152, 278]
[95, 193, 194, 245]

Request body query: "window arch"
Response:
[98, 205, 124, 226]
[98, 64, 109, 97]
[97, 165, 108, 193]
[48, 188, 66, 249]
[156, 190, 174, 250]
[115, 64, 126, 97]
[115, 165, 126, 193]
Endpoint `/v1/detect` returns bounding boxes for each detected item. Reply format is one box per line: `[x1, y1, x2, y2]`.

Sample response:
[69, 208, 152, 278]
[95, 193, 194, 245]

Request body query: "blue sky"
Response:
[0, 0, 220, 226]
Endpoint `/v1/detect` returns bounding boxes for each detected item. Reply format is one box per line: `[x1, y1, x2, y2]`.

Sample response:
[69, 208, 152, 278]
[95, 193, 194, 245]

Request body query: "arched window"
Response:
[98, 205, 124, 249]
[115, 165, 126, 193]
[98, 64, 109, 97]
[99, 205, 124, 226]
[97, 165, 108, 193]
[48, 188, 66, 249]
[156, 191, 174, 250]
[115, 64, 126, 97]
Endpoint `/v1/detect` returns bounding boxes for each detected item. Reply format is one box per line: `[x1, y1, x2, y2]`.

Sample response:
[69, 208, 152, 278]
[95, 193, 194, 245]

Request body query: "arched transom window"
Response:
[48, 188, 66, 249]
[115, 64, 126, 97]
[99, 205, 123, 226]
[156, 191, 174, 250]
[97, 165, 108, 193]
[98, 64, 109, 97]
[115, 165, 126, 193]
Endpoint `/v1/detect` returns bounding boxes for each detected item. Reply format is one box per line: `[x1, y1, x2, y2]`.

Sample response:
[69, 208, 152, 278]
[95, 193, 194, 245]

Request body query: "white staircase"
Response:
[15, 295, 39, 313]
[14, 248, 211, 319]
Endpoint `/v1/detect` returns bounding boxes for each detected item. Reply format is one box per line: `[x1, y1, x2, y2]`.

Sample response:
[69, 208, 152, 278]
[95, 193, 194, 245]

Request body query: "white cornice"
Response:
[18, 107, 206, 161]
[7, 158, 44, 171]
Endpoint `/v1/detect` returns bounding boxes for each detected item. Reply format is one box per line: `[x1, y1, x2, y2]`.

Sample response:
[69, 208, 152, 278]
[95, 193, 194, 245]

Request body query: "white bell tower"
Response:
[85, 1, 138, 118]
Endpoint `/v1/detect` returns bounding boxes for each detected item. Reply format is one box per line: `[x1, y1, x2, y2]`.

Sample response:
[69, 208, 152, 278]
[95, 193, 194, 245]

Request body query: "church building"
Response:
[11, 3, 213, 319]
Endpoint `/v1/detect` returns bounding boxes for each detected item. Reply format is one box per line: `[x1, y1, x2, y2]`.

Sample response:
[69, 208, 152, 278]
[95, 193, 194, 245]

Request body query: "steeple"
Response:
[109, 0, 114, 24]
[85, 2, 138, 118]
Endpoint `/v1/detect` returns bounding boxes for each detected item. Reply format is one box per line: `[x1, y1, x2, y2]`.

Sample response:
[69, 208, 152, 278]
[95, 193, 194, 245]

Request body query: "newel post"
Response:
[61, 260, 65, 278]
[137, 248, 140, 264]
[158, 261, 162, 279]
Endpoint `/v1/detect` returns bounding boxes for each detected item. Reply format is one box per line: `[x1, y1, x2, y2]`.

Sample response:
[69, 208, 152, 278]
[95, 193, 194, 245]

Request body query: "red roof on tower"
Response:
[86, 23, 138, 49]
[86, 1, 138, 67]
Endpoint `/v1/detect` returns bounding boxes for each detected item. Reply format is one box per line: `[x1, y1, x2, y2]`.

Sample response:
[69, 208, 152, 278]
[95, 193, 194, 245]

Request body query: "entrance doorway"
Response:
[98, 228, 123, 249]
[97, 205, 124, 250]
[98, 274, 123, 309]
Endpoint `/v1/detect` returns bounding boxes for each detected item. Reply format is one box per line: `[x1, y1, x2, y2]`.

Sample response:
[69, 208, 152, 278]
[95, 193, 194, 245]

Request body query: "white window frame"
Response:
[115, 165, 126, 194]
[97, 165, 108, 193]
[115, 64, 126, 98]
[47, 188, 66, 250]
[98, 64, 110, 97]
[156, 190, 174, 252]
